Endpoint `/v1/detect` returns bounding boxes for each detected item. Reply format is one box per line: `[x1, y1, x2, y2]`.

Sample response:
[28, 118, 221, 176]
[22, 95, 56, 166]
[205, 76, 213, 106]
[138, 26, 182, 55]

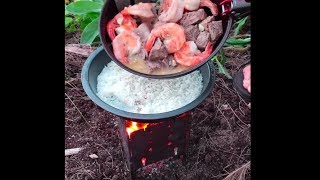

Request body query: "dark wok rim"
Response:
[81, 46, 215, 121]
[99, 0, 233, 79]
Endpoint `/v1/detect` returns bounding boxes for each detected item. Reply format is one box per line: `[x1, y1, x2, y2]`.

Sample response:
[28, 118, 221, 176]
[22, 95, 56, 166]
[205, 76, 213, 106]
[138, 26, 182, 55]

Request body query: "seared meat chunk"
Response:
[146, 55, 176, 72]
[208, 20, 223, 43]
[195, 31, 210, 50]
[179, 9, 207, 27]
[148, 38, 168, 61]
[199, 16, 214, 31]
[185, 25, 200, 42]
[133, 23, 152, 45]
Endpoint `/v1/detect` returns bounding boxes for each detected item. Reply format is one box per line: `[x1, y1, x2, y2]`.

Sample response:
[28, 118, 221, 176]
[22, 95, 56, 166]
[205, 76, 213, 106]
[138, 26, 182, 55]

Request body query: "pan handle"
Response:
[220, 0, 250, 17]
[231, 0, 250, 13]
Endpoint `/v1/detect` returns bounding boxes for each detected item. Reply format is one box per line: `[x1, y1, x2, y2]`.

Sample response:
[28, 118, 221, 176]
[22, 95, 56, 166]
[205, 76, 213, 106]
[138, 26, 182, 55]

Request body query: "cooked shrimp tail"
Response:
[200, 0, 219, 16]
[145, 34, 157, 52]
[106, 13, 137, 40]
[112, 31, 142, 64]
[121, 3, 155, 19]
[158, 0, 184, 23]
[107, 18, 117, 40]
[174, 41, 213, 66]
[145, 23, 186, 53]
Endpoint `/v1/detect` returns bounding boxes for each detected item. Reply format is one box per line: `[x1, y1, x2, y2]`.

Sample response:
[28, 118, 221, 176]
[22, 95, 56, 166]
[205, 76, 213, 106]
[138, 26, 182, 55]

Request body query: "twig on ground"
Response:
[65, 92, 91, 127]
[65, 77, 78, 84]
[65, 117, 74, 122]
[237, 145, 249, 165]
[223, 45, 251, 53]
[227, 102, 248, 127]
[66, 81, 78, 89]
[238, 100, 246, 116]
[94, 143, 114, 168]
[194, 144, 206, 169]
[223, 161, 250, 180]
[220, 78, 236, 96]
[223, 163, 234, 174]
[217, 108, 232, 130]
[211, 173, 229, 179]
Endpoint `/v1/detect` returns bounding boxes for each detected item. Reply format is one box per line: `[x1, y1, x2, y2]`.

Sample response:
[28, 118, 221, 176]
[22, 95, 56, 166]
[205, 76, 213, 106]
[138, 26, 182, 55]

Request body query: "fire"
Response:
[126, 121, 148, 139]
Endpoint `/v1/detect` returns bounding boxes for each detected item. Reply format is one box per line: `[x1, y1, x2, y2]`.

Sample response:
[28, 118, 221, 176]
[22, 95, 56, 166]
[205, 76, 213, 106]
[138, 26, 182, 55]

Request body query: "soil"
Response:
[65, 23, 251, 179]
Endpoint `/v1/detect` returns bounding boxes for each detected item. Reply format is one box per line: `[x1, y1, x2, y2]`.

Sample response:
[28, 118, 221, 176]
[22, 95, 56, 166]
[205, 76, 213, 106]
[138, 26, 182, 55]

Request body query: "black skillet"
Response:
[99, 0, 250, 79]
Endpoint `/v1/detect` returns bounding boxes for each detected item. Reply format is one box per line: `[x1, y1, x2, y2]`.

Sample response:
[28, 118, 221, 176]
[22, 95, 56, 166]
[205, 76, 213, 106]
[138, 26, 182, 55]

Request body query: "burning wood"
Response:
[118, 115, 190, 172]
[125, 121, 148, 139]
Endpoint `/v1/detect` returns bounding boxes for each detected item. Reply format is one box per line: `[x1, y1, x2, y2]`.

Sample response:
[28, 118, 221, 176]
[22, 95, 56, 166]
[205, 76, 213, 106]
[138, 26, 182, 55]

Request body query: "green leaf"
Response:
[73, 15, 82, 23]
[80, 16, 93, 30]
[92, 35, 102, 45]
[80, 17, 99, 44]
[65, 17, 73, 27]
[219, 50, 227, 64]
[215, 60, 232, 79]
[93, 0, 104, 3]
[234, 16, 248, 36]
[226, 37, 251, 45]
[87, 12, 100, 20]
[211, 56, 217, 62]
[66, 1, 103, 15]
[65, 4, 70, 15]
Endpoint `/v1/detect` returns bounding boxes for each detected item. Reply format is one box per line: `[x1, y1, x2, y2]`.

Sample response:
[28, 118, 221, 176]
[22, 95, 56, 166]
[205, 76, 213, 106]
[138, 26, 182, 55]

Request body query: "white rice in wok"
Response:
[96, 61, 203, 114]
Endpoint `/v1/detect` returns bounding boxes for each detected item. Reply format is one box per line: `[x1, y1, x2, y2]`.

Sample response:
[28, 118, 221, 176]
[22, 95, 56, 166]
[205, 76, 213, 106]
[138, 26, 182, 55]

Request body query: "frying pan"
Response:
[81, 46, 215, 123]
[99, 0, 250, 79]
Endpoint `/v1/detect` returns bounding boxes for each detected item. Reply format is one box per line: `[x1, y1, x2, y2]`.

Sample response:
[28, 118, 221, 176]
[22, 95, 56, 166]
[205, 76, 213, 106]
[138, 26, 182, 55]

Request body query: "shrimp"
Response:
[184, 0, 201, 11]
[112, 31, 142, 64]
[200, 0, 219, 16]
[174, 41, 213, 66]
[184, 0, 218, 16]
[158, 0, 184, 23]
[145, 23, 186, 53]
[121, 3, 155, 19]
[107, 13, 137, 40]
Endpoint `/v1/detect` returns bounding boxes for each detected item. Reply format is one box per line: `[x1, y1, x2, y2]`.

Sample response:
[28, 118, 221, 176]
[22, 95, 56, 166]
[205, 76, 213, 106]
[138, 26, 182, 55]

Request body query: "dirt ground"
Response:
[65, 25, 251, 179]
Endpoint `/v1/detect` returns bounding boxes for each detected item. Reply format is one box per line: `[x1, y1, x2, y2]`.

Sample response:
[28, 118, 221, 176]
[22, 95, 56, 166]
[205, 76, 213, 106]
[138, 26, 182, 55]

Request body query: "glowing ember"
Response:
[141, 157, 146, 166]
[174, 147, 178, 155]
[126, 121, 148, 138]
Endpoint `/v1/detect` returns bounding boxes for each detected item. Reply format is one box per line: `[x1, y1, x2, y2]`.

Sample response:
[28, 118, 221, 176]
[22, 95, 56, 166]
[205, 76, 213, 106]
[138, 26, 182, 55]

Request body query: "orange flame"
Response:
[126, 121, 148, 139]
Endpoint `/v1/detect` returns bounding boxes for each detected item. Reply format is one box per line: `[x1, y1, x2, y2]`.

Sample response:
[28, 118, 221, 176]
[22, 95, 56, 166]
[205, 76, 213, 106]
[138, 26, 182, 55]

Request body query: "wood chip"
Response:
[65, 148, 82, 156]
[89, 154, 99, 159]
